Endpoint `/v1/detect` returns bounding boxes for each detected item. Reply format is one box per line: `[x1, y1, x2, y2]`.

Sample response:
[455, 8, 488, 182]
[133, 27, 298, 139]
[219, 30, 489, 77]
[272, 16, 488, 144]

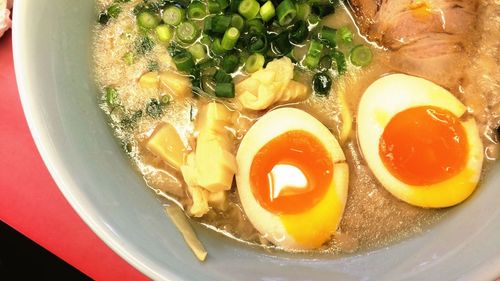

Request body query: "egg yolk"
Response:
[379, 106, 468, 186]
[250, 130, 333, 214]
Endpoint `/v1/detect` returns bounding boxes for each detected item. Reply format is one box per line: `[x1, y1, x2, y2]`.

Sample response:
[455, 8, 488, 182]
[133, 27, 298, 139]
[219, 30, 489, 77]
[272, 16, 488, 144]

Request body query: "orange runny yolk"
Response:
[379, 106, 468, 186]
[250, 130, 333, 214]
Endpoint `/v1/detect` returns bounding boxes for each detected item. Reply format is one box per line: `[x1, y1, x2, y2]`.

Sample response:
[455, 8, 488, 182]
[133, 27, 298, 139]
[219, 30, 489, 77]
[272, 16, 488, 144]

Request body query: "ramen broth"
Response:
[93, 0, 499, 254]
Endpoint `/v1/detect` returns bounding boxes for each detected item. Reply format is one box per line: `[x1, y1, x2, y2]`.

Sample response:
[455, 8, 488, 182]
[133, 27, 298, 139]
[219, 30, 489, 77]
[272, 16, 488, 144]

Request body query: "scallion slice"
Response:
[276, 0, 296, 26]
[176, 21, 200, 43]
[211, 38, 227, 54]
[155, 24, 173, 42]
[272, 31, 293, 55]
[303, 39, 324, 69]
[222, 54, 240, 73]
[188, 43, 207, 61]
[107, 4, 122, 18]
[296, 3, 311, 21]
[187, 1, 207, 19]
[137, 11, 160, 29]
[239, 0, 260, 20]
[208, 1, 221, 13]
[231, 14, 245, 30]
[214, 70, 233, 83]
[215, 82, 235, 98]
[216, 0, 229, 10]
[105, 87, 119, 106]
[247, 33, 268, 53]
[350, 45, 373, 67]
[289, 20, 308, 44]
[319, 26, 337, 47]
[245, 53, 265, 73]
[211, 15, 232, 34]
[336, 26, 353, 44]
[259, 1, 275, 22]
[221, 27, 241, 50]
[246, 19, 265, 33]
[311, 4, 334, 17]
[173, 51, 195, 72]
[163, 6, 185, 26]
[331, 49, 346, 74]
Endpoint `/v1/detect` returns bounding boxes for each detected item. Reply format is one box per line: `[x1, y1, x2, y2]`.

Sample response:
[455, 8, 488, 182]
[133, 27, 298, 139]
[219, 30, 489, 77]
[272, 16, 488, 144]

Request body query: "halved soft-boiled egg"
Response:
[357, 74, 484, 208]
[236, 108, 348, 250]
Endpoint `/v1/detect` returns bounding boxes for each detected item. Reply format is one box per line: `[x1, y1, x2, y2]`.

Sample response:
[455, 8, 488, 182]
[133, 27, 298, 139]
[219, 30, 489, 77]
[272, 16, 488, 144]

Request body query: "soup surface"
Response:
[94, 0, 499, 254]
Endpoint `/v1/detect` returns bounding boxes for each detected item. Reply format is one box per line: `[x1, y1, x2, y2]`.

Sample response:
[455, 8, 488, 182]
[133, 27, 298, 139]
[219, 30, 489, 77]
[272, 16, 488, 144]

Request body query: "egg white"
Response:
[236, 107, 348, 250]
[357, 74, 484, 208]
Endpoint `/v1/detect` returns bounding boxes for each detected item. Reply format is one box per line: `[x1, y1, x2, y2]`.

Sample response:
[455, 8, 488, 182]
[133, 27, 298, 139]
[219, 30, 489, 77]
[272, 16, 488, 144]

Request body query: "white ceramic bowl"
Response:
[13, 1, 500, 280]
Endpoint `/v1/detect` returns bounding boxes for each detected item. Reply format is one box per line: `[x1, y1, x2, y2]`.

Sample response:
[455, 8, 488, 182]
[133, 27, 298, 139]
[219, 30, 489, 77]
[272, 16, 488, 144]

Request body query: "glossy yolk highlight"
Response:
[250, 130, 333, 214]
[379, 106, 468, 186]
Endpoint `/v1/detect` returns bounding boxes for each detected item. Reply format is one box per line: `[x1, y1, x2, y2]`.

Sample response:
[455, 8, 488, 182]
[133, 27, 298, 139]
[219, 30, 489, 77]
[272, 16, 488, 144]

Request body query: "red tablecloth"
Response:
[0, 32, 147, 280]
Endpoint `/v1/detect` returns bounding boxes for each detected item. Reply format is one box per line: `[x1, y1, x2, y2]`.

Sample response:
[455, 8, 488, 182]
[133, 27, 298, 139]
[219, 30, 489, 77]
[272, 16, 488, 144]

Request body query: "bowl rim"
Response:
[11, 1, 178, 280]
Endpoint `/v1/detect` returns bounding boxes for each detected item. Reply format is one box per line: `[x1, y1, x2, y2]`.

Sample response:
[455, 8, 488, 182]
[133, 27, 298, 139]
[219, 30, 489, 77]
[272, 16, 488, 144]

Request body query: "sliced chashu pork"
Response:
[347, 0, 478, 89]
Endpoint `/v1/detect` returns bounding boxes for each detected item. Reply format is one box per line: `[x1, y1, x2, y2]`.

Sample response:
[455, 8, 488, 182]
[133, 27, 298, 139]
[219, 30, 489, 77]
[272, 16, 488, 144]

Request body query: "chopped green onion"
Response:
[259, 1, 275, 22]
[289, 20, 308, 44]
[272, 32, 293, 55]
[230, 0, 243, 13]
[200, 35, 212, 47]
[214, 70, 233, 83]
[188, 1, 207, 19]
[311, 4, 334, 17]
[231, 14, 245, 30]
[246, 19, 265, 34]
[209, 15, 232, 34]
[318, 55, 332, 71]
[123, 52, 135, 65]
[211, 38, 227, 54]
[167, 41, 184, 57]
[312, 72, 332, 96]
[303, 39, 323, 69]
[208, 1, 222, 13]
[331, 49, 346, 74]
[188, 43, 207, 61]
[247, 33, 268, 53]
[202, 75, 216, 94]
[296, 3, 311, 21]
[107, 4, 122, 18]
[105, 87, 119, 106]
[190, 65, 203, 91]
[160, 95, 171, 105]
[155, 24, 173, 42]
[276, 0, 296, 26]
[137, 11, 160, 29]
[319, 26, 337, 47]
[307, 14, 320, 25]
[221, 27, 241, 50]
[245, 53, 265, 73]
[203, 16, 214, 32]
[163, 6, 185, 26]
[216, 0, 230, 10]
[350, 45, 373, 67]
[215, 82, 235, 98]
[176, 21, 200, 44]
[136, 36, 155, 55]
[173, 52, 195, 72]
[222, 54, 240, 73]
[336, 26, 353, 44]
[239, 0, 260, 20]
